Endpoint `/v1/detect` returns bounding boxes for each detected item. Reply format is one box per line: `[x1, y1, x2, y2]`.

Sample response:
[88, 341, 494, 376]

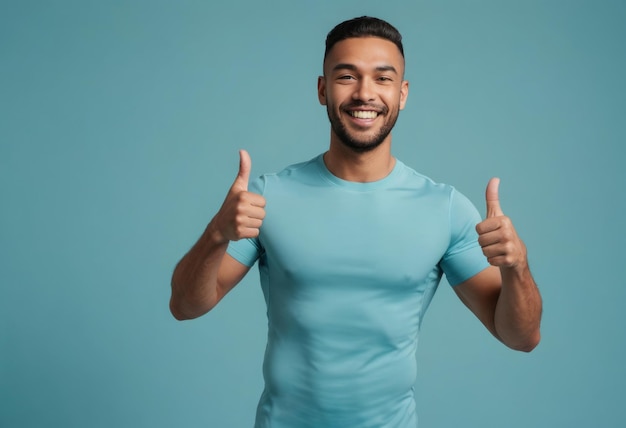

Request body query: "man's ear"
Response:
[317, 76, 327, 106]
[399, 80, 409, 110]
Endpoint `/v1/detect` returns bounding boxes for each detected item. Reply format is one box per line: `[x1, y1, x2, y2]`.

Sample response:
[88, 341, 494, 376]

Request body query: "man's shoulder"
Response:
[248, 154, 323, 194]
[274, 154, 323, 178]
[393, 159, 455, 195]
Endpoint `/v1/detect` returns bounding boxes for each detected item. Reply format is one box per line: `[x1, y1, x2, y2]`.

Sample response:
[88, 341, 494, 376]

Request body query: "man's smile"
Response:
[348, 110, 379, 119]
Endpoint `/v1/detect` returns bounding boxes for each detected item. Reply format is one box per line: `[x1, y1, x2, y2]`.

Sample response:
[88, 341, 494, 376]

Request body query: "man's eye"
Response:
[338, 75, 355, 80]
[378, 76, 392, 82]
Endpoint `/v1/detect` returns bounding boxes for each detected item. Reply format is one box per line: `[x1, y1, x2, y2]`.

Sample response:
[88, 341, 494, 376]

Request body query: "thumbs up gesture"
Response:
[213, 150, 266, 243]
[476, 178, 527, 269]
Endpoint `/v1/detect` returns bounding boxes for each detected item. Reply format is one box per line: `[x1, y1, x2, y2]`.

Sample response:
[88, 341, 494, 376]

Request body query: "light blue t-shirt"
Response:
[227, 154, 489, 428]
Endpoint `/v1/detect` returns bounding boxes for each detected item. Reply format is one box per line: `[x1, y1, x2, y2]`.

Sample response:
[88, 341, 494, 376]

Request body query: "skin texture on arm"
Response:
[169, 150, 265, 320]
[453, 178, 542, 352]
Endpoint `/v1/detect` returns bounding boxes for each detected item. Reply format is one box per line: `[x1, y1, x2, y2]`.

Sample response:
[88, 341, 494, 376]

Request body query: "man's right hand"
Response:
[212, 150, 266, 243]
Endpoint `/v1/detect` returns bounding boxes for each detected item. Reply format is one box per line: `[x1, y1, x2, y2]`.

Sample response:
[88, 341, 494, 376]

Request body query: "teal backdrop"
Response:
[2, 1, 625, 427]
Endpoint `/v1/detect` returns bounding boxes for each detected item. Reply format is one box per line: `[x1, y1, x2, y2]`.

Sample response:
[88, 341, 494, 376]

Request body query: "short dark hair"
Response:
[324, 16, 404, 60]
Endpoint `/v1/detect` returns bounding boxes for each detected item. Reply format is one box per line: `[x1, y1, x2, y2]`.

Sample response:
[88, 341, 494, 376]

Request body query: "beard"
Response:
[326, 101, 400, 153]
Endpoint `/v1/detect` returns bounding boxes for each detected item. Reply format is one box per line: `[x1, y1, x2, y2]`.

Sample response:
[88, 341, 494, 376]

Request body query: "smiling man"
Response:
[321, 35, 407, 155]
[170, 16, 542, 428]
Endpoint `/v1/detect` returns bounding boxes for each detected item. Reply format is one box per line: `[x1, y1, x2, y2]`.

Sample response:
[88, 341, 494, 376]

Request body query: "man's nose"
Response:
[352, 78, 375, 102]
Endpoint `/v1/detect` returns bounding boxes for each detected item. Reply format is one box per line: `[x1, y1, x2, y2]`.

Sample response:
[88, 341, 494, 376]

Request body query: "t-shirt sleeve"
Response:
[226, 176, 265, 267]
[440, 187, 490, 286]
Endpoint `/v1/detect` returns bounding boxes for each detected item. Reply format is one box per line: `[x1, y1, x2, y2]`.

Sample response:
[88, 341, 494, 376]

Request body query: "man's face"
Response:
[318, 37, 409, 153]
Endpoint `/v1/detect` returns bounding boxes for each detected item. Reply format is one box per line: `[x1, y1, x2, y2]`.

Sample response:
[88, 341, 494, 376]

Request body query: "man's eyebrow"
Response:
[331, 63, 399, 74]
[332, 63, 358, 72]
[374, 65, 398, 74]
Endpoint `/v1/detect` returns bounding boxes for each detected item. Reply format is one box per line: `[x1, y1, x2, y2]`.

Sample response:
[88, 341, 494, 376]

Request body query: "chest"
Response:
[258, 186, 451, 291]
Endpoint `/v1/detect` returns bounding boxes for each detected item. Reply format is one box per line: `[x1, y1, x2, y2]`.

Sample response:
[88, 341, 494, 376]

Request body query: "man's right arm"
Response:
[169, 150, 266, 320]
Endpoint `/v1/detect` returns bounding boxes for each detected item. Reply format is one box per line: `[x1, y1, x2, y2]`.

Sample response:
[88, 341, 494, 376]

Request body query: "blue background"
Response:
[2, 1, 624, 427]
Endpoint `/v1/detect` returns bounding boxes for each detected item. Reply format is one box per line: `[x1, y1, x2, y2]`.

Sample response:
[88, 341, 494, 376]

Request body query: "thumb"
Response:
[486, 177, 504, 218]
[233, 149, 251, 191]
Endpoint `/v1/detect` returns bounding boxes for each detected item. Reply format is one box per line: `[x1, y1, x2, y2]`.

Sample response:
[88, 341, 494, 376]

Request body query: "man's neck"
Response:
[323, 139, 396, 183]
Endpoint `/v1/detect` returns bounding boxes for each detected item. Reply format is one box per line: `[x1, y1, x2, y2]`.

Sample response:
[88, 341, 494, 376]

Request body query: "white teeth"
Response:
[350, 111, 378, 119]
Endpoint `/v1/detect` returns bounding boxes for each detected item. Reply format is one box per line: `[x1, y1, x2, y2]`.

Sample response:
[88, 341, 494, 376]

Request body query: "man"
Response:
[170, 16, 542, 428]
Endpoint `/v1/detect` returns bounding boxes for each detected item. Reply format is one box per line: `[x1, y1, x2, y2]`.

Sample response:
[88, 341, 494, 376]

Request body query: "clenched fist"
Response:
[476, 178, 527, 269]
[213, 150, 266, 243]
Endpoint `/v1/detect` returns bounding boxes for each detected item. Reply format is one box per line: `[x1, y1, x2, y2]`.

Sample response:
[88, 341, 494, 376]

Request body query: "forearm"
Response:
[494, 262, 542, 352]
[170, 221, 229, 320]
[170, 150, 264, 320]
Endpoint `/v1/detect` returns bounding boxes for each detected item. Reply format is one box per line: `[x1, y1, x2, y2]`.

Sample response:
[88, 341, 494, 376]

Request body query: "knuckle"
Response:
[235, 225, 247, 237]
[234, 213, 246, 226]
[236, 191, 249, 203]
[504, 242, 515, 253]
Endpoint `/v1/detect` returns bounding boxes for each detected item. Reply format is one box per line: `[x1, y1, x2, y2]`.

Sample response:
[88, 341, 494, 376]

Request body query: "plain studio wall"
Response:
[1, 1, 624, 427]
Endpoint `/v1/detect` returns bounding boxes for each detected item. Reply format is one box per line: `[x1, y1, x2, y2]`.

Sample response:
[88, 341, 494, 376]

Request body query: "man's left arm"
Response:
[453, 178, 542, 352]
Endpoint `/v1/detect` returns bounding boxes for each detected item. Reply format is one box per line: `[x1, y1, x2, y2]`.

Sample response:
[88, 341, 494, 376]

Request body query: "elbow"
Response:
[169, 297, 211, 321]
[169, 272, 218, 321]
[169, 279, 191, 320]
[170, 299, 190, 321]
[508, 331, 541, 353]
[169, 289, 215, 321]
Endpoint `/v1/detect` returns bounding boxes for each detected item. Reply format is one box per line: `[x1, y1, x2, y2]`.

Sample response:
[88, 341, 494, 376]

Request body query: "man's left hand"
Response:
[476, 178, 527, 269]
